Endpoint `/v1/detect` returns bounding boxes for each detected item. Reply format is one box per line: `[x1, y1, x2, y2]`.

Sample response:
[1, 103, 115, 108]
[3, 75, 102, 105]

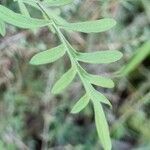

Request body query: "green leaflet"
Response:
[82, 80, 112, 107]
[79, 66, 114, 88]
[71, 94, 90, 114]
[17, 0, 30, 17]
[92, 100, 112, 150]
[83, 73, 114, 88]
[51, 66, 77, 94]
[76, 50, 123, 64]
[90, 88, 112, 107]
[44, 0, 73, 6]
[30, 44, 66, 65]
[0, 5, 51, 29]
[0, 20, 6, 36]
[59, 18, 116, 33]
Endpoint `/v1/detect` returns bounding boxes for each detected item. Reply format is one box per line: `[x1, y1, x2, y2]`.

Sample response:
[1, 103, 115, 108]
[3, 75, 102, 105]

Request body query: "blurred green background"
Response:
[0, 0, 150, 150]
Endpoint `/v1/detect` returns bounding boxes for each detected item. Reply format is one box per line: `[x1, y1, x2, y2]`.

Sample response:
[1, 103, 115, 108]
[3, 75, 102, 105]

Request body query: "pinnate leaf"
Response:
[71, 94, 90, 114]
[0, 5, 51, 29]
[52, 66, 76, 94]
[59, 18, 116, 33]
[93, 100, 112, 150]
[76, 50, 123, 64]
[30, 44, 66, 65]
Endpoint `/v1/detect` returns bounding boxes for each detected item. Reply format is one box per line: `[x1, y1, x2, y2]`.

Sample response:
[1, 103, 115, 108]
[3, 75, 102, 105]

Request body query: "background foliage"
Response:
[0, 0, 150, 150]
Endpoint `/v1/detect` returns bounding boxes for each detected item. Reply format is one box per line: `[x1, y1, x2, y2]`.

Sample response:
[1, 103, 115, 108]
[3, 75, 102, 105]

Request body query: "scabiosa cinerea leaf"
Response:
[83, 73, 115, 88]
[90, 89, 112, 107]
[92, 100, 112, 150]
[76, 50, 123, 64]
[0, 5, 51, 29]
[30, 44, 66, 65]
[59, 18, 116, 33]
[71, 94, 90, 114]
[51, 66, 77, 94]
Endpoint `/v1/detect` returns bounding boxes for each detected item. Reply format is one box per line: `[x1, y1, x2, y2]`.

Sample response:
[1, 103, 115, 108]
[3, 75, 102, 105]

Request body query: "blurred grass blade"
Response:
[18, 0, 30, 17]
[76, 50, 123, 64]
[92, 100, 112, 150]
[120, 41, 150, 76]
[52, 66, 76, 94]
[83, 73, 114, 88]
[0, 20, 6, 36]
[71, 94, 90, 114]
[30, 44, 66, 65]
[44, 0, 73, 6]
[59, 18, 116, 33]
[0, 5, 51, 29]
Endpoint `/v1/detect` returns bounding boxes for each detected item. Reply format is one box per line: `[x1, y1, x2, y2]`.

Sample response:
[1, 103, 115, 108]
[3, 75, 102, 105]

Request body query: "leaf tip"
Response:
[70, 109, 77, 114]
[51, 87, 58, 95]
[29, 56, 38, 65]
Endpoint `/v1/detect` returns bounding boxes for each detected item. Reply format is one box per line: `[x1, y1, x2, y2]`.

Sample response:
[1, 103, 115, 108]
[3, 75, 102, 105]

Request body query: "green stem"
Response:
[36, 2, 92, 94]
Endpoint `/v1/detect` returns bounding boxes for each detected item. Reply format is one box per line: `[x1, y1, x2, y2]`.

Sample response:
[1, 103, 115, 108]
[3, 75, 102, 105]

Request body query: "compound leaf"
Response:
[0, 5, 51, 29]
[59, 18, 116, 33]
[71, 94, 90, 114]
[30, 44, 66, 65]
[76, 50, 123, 64]
[52, 66, 76, 94]
[0, 20, 6, 36]
[93, 100, 112, 150]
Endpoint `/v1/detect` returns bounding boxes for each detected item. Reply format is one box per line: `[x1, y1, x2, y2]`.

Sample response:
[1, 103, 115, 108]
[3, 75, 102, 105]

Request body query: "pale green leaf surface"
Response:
[76, 50, 123, 64]
[30, 44, 66, 65]
[59, 18, 116, 33]
[0, 20, 6, 36]
[93, 100, 112, 150]
[71, 94, 90, 114]
[82, 81, 112, 107]
[52, 66, 76, 94]
[18, 0, 30, 17]
[90, 89, 112, 107]
[83, 72, 114, 88]
[0, 5, 50, 29]
[44, 0, 73, 6]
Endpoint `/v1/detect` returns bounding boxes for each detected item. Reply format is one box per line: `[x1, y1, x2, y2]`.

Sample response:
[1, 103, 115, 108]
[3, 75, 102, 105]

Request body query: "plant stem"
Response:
[36, 2, 92, 94]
